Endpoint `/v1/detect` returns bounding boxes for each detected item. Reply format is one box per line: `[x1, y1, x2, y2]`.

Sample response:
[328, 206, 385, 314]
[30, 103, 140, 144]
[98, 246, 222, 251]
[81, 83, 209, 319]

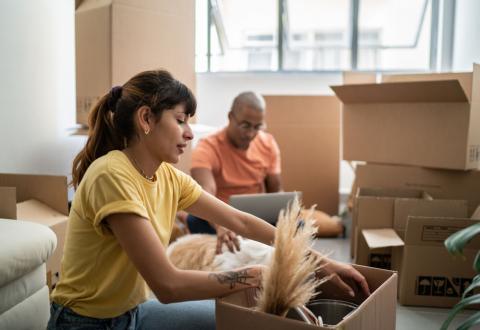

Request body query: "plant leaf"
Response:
[444, 223, 480, 256]
[441, 294, 480, 330]
[462, 274, 480, 300]
[474, 251, 480, 273]
[457, 311, 480, 330]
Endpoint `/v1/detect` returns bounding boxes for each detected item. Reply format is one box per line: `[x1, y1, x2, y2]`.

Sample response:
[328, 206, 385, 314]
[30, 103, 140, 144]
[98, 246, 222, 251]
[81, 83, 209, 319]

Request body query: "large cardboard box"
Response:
[331, 64, 480, 170]
[75, 0, 196, 126]
[217, 265, 397, 330]
[355, 163, 480, 216]
[0, 174, 69, 289]
[353, 188, 468, 269]
[398, 216, 480, 307]
[264, 95, 340, 215]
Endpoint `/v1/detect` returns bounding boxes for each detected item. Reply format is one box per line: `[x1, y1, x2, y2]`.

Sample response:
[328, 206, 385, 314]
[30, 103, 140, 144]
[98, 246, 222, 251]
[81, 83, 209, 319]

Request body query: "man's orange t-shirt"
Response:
[191, 128, 281, 203]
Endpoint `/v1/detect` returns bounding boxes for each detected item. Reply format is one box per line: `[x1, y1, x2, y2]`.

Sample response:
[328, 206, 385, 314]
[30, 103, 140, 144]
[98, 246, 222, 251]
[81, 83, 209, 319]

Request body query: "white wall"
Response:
[195, 72, 341, 127]
[0, 0, 85, 198]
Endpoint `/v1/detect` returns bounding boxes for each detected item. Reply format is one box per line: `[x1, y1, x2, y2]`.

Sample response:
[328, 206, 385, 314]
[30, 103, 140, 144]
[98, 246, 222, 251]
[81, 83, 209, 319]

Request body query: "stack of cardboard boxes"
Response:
[331, 63, 480, 308]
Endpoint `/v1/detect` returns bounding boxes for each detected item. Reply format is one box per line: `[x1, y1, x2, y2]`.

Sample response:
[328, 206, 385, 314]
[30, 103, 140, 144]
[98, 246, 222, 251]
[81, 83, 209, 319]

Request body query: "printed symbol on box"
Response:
[369, 254, 391, 269]
[445, 278, 459, 297]
[460, 278, 473, 297]
[416, 276, 432, 296]
[432, 277, 446, 296]
[469, 146, 480, 162]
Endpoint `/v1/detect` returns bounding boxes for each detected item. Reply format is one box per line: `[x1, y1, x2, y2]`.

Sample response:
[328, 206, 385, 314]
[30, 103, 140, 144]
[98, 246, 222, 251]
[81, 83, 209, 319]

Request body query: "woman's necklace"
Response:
[127, 152, 156, 182]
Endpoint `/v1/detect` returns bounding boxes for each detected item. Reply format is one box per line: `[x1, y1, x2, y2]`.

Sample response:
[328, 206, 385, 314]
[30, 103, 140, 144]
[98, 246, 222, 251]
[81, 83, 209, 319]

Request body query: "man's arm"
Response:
[265, 173, 282, 193]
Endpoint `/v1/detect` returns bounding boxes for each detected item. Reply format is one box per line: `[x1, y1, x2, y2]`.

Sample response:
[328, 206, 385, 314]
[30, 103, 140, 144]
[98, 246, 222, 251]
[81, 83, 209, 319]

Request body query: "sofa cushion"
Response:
[0, 286, 50, 330]
[0, 219, 56, 287]
[0, 264, 46, 314]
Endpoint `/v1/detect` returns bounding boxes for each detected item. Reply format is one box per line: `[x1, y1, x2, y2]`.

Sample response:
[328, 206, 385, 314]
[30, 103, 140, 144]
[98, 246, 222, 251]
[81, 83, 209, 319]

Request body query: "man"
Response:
[186, 91, 282, 252]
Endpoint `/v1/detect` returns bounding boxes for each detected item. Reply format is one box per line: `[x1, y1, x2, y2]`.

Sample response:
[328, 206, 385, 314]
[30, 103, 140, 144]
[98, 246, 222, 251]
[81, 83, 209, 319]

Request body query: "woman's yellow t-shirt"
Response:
[51, 150, 201, 318]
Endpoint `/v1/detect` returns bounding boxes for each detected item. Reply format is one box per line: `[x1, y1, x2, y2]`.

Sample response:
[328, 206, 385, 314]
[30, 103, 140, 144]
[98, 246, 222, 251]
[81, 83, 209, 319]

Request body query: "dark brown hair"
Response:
[71, 69, 196, 188]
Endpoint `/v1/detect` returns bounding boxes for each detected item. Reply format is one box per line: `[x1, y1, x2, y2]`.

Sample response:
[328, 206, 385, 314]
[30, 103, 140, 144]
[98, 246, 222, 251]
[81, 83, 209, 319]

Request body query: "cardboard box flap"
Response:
[394, 199, 469, 231]
[357, 187, 423, 199]
[0, 174, 68, 215]
[0, 187, 17, 219]
[331, 80, 469, 104]
[381, 71, 473, 101]
[472, 206, 480, 219]
[404, 216, 480, 248]
[355, 163, 480, 216]
[16, 199, 68, 226]
[362, 229, 404, 249]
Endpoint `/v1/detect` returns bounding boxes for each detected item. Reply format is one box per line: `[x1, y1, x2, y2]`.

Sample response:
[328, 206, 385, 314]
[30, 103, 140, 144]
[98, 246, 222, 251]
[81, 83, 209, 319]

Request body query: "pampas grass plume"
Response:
[256, 197, 329, 316]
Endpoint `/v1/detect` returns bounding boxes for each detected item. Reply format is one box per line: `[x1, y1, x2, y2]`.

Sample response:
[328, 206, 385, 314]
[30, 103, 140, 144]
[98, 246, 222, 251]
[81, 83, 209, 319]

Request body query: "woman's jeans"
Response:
[47, 299, 215, 330]
[186, 214, 216, 234]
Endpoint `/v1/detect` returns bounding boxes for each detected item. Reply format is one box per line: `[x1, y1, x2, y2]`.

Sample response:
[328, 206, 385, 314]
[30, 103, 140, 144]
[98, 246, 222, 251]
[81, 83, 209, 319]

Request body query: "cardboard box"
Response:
[75, 0, 196, 126]
[353, 187, 426, 268]
[264, 95, 340, 215]
[331, 64, 480, 170]
[355, 163, 480, 216]
[217, 265, 397, 330]
[398, 216, 480, 307]
[0, 174, 69, 289]
[354, 187, 468, 269]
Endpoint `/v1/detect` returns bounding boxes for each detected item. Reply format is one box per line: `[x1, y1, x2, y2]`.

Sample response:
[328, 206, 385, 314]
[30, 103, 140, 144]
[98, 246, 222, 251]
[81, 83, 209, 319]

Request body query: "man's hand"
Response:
[314, 254, 371, 298]
[216, 226, 241, 254]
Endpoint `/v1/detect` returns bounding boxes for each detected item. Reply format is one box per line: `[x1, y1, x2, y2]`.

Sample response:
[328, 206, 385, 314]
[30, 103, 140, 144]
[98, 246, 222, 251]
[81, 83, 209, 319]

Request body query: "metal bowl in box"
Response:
[307, 299, 358, 326]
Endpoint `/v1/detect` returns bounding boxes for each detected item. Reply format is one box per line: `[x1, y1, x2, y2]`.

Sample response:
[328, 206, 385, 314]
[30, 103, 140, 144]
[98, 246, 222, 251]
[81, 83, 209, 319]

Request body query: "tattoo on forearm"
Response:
[209, 269, 254, 289]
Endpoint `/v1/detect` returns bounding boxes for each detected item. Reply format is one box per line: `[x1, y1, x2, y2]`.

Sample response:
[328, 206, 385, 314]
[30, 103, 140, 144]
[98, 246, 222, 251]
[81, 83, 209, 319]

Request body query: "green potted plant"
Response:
[441, 222, 480, 330]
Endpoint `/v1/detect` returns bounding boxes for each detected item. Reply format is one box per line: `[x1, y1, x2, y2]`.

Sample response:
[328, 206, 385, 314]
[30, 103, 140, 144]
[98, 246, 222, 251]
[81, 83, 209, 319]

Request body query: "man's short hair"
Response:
[231, 91, 266, 113]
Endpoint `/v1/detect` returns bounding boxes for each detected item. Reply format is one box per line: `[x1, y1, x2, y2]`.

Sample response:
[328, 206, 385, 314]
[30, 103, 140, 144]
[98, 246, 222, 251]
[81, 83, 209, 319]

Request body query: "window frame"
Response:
[201, 0, 456, 73]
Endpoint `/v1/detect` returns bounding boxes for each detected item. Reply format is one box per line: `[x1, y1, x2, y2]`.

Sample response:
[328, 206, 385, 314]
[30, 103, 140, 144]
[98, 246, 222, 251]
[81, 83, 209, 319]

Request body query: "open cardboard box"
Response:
[217, 265, 397, 330]
[0, 174, 69, 290]
[353, 187, 468, 268]
[352, 187, 423, 265]
[358, 205, 480, 308]
[331, 63, 480, 170]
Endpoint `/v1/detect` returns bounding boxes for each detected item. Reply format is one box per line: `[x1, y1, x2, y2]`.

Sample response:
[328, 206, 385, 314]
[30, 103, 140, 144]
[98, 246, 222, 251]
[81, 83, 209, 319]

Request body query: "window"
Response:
[283, 0, 351, 71]
[197, 0, 450, 72]
[357, 0, 431, 70]
[205, 0, 278, 72]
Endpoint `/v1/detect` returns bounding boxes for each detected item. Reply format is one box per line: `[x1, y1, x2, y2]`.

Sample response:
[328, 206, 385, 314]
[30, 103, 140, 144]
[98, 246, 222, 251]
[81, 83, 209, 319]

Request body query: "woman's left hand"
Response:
[316, 257, 371, 298]
[216, 226, 241, 254]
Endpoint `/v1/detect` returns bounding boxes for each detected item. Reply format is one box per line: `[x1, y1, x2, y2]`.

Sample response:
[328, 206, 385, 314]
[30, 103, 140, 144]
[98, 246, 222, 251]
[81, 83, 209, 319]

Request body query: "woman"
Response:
[48, 70, 369, 329]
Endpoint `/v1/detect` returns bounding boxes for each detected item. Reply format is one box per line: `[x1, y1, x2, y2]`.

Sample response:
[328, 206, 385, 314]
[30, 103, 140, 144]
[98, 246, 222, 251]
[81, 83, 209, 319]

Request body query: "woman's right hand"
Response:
[242, 264, 267, 288]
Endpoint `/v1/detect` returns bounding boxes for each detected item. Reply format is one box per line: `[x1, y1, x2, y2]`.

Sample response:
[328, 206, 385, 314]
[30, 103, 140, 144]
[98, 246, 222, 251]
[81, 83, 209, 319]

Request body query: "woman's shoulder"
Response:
[159, 162, 184, 178]
[85, 150, 134, 183]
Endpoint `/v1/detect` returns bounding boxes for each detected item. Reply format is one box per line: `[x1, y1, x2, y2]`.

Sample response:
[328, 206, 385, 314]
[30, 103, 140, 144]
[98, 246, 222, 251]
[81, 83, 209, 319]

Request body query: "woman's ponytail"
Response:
[71, 89, 122, 188]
